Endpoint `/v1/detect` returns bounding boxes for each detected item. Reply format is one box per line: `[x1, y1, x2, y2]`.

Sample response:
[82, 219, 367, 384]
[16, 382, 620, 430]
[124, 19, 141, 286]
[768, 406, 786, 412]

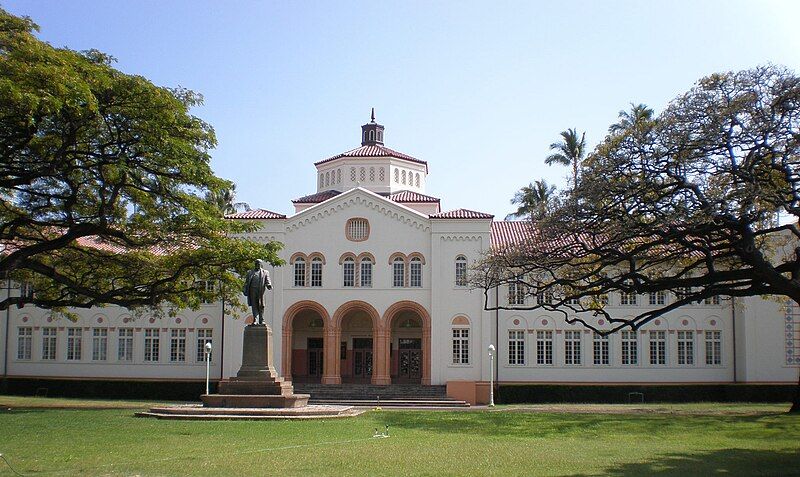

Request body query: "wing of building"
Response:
[2, 114, 798, 403]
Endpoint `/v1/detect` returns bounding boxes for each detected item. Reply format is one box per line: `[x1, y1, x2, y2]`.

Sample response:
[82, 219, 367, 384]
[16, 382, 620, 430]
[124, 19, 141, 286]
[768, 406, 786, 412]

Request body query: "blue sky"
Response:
[5, 1, 800, 218]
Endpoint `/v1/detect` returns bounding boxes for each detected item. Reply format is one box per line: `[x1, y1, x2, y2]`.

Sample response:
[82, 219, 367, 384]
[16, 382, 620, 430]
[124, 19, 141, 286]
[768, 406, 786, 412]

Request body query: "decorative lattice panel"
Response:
[786, 301, 800, 366]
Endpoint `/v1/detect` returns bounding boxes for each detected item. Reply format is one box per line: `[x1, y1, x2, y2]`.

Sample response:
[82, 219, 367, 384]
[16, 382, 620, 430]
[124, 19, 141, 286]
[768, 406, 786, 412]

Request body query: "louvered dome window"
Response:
[346, 218, 369, 242]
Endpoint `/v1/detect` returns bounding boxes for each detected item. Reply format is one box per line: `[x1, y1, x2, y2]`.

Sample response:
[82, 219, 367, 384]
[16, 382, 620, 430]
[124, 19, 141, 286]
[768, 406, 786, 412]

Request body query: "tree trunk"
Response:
[790, 369, 800, 413]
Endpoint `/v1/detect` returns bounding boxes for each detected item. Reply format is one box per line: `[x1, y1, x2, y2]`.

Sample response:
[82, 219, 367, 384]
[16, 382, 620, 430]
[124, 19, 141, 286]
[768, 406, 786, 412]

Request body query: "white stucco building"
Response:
[1, 115, 798, 402]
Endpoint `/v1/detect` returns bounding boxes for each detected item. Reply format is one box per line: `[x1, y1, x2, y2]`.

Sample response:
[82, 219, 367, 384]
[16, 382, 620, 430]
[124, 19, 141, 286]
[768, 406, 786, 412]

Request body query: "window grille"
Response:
[677, 330, 694, 365]
[564, 330, 582, 365]
[536, 331, 553, 365]
[508, 330, 525, 365]
[66, 328, 82, 361]
[649, 331, 666, 365]
[705, 331, 721, 365]
[593, 332, 610, 365]
[197, 329, 213, 362]
[118, 328, 134, 361]
[360, 259, 373, 287]
[452, 328, 469, 364]
[92, 328, 108, 361]
[455, 256, 467, 287]
[170, 329, 186, 362]
[343, 258, 355, 287]
[17, 327, 32, 360]
[621, 330, 638, 365]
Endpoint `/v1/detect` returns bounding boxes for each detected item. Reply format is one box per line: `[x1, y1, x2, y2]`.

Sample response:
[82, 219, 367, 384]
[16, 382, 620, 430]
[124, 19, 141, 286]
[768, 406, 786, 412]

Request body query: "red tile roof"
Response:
[430, 209, 494, 219]
[491, 220, 535, 249]
[387, 190, 440, 203]
[225, 209, 286, 219]
[74, 236, 182, 255]
[315, 144, 428, 172]
[291, 190, 342, 204]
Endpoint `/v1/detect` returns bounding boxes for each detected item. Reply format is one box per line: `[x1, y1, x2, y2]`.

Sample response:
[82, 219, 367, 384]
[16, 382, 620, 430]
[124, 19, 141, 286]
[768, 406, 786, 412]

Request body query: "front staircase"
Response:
[293, 384, 470, 408]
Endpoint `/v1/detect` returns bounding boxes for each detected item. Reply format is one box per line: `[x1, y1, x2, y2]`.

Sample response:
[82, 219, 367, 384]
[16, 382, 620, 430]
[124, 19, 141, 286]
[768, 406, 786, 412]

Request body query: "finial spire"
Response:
[361, 109, 384, 146]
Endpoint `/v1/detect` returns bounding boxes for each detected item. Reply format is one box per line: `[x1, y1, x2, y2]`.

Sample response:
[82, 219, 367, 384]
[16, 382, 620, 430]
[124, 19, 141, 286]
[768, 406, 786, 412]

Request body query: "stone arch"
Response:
[307, 252, 326, 264]
[357, 252, 376, 263]
[332, 300, 383, 384]
[383, 301, 432, 385]
[452, 314, 471, 326]
[338, 252, 357, 265]
[193, 315, 214, 329]
[289, 252, 308, 264]
[281, 301, 331, 380]
[333, 300, 382, 330]
[387, 251, 407, 265]
[407, 252, 426, 265]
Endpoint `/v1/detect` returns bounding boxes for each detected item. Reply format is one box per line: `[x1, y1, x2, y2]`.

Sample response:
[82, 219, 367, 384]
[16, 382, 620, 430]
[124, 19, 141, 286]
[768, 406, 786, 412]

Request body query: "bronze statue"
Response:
[243, 259, 272, 325]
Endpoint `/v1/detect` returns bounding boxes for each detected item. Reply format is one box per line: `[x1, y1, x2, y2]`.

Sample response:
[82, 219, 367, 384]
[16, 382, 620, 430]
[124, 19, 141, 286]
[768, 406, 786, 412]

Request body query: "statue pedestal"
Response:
[202, 324, 309, 408]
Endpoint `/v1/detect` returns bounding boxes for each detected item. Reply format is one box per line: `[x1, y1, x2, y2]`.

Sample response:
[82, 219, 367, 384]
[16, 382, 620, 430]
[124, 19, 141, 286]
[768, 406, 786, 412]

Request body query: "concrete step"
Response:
[136, 404, 364, 420]
[294, 384, 449, 401]
[309, 398, 470, 408]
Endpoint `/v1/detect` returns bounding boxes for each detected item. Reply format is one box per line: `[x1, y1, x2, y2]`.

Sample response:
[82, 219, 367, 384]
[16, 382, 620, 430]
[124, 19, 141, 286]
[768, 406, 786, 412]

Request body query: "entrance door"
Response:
[307, 338, 323, 382]
[352, 338, 373, 383]
[397, 338, 422, 383]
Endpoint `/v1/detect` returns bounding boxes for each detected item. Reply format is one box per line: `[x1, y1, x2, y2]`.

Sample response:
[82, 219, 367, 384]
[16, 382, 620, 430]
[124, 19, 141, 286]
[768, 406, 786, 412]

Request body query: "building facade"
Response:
[1, 116, 798, 400]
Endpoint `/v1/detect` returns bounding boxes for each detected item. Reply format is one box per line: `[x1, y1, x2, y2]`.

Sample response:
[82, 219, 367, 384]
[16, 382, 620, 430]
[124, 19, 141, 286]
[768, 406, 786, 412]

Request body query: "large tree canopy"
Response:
[480, 65, 799, 326]
[0, 10, 280, 315]
[478, 65, 800, 409]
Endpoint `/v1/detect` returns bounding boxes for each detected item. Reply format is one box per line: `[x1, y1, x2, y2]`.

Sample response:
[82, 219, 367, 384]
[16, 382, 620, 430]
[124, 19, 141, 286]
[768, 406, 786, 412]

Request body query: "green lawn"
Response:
[1, 397, 799, 476]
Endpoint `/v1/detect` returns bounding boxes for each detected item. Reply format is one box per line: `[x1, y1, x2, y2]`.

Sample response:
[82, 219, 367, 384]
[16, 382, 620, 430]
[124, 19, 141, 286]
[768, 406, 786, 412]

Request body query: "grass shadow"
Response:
[569, 448, 800, 476]
[378, 410, 800, 440]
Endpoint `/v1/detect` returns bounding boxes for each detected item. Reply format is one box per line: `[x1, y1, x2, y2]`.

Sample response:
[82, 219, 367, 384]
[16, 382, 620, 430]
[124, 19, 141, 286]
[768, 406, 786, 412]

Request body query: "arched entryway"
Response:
[383, 301, 431, 385]
[281, 301, 330, 384]
[331, 301, 387, 385]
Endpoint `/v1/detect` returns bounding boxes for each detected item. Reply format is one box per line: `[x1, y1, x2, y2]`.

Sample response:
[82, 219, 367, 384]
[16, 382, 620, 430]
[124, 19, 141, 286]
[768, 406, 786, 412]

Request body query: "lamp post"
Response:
[487, 344, 496, 407]
[204, 341, 212, 395]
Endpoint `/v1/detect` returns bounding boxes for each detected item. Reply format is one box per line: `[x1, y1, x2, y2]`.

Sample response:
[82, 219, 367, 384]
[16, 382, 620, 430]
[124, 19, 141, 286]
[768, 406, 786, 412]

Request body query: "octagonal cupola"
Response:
[361, 108, 385, 145]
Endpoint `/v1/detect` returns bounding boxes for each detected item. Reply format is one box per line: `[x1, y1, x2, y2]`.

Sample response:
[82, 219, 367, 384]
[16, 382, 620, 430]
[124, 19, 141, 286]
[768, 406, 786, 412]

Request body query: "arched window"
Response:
[293, 258, 306, 287]
[310, 257, 323, 287]
[369, 130, 375, 141]
[379, 167, 385, 181]
[392, 257, 405, 287]
[455, 255, 467, 287]
[319, 174, 324, 188]
[415, 173, 420, 187]
[394, 168, 399, 183]
[337, 168, 342, 183]
[343, 257, 355, 287]
[360, 258, 373, 288]
[369, 167, 375, 182]
[410, 257, 422, 287]
[360, 167, 366, 182]
[452, 316, 470, 365]
[325, 171, 330, 187]
[378, 130, 383, 142]
[351, 167, 356, 181]
[401, 170, 407, 184]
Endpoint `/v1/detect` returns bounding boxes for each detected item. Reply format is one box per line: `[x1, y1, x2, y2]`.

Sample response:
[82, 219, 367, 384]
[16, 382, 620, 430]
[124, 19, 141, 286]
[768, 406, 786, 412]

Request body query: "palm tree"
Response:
[545, 128, 586, 188]
[608, 103, 654, 135]
[506, 179, 556, 220]
[205, 184, 251, 216]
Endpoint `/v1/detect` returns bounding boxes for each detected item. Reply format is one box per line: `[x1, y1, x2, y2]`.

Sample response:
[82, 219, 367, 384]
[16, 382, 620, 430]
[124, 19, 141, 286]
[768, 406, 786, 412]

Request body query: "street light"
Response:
[487, 344, 496, 407]
[204, 341, 212, 395]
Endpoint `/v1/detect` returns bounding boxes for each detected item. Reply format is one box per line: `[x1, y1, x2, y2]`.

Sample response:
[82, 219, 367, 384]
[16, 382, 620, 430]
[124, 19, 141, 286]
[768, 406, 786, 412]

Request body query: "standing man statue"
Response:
[243, 259, 272, 325]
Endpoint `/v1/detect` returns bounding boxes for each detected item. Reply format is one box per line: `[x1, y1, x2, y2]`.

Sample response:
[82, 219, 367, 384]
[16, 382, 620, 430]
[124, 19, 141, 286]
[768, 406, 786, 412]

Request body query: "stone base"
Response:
[202, 324, 314, 410]
[217, 377, 295, 396]
[201, 393, 310, 408]
[137, 403, 361, 420]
